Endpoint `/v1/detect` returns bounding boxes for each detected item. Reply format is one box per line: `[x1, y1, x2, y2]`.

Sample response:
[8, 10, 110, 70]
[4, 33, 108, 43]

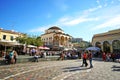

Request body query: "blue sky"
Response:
[0, 0, 120, 41]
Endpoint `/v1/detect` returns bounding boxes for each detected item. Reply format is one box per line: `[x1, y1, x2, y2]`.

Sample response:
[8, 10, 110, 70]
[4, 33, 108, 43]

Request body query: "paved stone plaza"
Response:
[0, 59, 119, 80]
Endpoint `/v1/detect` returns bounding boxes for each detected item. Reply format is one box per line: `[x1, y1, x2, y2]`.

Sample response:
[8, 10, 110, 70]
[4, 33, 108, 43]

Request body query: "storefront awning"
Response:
[0, 40, 22, 46]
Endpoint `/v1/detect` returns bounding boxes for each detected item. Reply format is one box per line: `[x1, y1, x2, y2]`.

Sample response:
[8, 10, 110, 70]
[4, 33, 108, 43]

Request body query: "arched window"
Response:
[60, 36, 64, 45]
[95, 42, 101, 48]
[103, 41, 110, 53]
[112, 40, 120, 53]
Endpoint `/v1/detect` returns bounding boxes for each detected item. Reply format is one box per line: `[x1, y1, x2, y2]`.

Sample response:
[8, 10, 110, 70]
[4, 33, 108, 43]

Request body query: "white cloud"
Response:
[60, 17, 99, 26]
[29, 5, 101, 33]
[83, 5, 102, 15]
[58, 17, 70, 22]
[92, 15, 120, 30]
[29, 0, 120, 33]
[63, 18, 85, 26]
[55, 5, 102, 26]
[96, 0, 100, 4]
[56, 6, 102, 26]
[29, 26, 49, 32]
[96, 0, 103, 7]
[90, 2, 120, 30]
[29, 24, 61, 33]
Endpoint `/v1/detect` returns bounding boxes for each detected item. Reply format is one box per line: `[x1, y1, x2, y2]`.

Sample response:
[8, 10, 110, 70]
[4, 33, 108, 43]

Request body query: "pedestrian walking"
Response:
[13, 50, 18, 64]
[88, 51, 93, 68]
[102, 52, 106, 61]
[81, 51, 88, 67]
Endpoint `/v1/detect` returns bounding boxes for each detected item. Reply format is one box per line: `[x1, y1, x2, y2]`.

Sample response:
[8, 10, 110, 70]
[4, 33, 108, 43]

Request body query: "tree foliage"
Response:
[16, 35, 43, 47]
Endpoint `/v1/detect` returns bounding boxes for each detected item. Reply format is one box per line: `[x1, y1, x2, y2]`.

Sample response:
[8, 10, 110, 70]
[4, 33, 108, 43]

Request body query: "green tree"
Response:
[16, 35, 43, 47]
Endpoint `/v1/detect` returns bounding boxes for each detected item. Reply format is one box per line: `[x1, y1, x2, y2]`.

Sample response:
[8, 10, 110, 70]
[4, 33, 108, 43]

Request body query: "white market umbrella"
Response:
[38, 46, 50, 50]
[86, 47, 100, 51]
[27, 45, 37, 48]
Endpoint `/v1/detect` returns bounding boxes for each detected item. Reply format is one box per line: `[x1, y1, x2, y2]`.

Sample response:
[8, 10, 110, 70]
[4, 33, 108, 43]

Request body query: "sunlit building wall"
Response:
[0, 28, 24, 42]
[41, 26, 73, 50]
[92, 29, 120, 53]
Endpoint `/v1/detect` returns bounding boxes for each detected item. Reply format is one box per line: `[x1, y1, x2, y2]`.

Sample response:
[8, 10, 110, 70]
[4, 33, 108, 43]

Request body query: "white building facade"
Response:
[41, 26, 73, 50]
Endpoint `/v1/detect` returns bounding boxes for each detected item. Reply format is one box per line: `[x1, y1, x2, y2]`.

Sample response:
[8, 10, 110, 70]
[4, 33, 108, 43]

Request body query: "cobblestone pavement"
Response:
[0, 59, 120, 80]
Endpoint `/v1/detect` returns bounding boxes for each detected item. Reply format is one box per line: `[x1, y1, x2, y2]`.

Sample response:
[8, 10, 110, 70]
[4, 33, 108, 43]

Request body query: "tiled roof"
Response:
[48, 26, 62, 30]
[0, 28, 24, 35]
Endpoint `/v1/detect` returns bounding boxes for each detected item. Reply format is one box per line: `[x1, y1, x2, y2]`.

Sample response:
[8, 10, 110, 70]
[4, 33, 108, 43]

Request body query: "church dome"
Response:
[48, 26, 62, 30]
[45, 26, 64, 34]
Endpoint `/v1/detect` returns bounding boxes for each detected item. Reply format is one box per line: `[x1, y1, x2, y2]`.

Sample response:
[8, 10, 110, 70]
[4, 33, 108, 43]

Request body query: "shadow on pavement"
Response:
[111, 65, 120, 71]
[92, 58, 103, 61]
[63, 66, 91, 72]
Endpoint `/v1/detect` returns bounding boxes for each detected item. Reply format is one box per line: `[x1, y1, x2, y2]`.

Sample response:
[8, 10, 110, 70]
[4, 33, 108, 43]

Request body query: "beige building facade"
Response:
[92, 29, 120, 53]
[41, 26, 73, 50]
[0, 28, 24, 56]
[0, 28, 24, 46]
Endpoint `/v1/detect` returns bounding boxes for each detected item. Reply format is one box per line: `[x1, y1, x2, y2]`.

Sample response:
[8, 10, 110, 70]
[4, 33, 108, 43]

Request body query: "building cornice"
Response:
[93, 29, 120, 38]
[0, 28, 24, 35]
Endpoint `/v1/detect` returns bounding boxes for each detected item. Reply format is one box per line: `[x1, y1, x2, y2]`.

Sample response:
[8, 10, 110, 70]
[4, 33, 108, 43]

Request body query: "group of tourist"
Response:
[102, 52, 120, 62]
[4, 50, 18, 64]
[1, 47, 120, 65]
[81, 50, 93, 68]
[57, 50, 93, 68]
[57, 50, 80, 60]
